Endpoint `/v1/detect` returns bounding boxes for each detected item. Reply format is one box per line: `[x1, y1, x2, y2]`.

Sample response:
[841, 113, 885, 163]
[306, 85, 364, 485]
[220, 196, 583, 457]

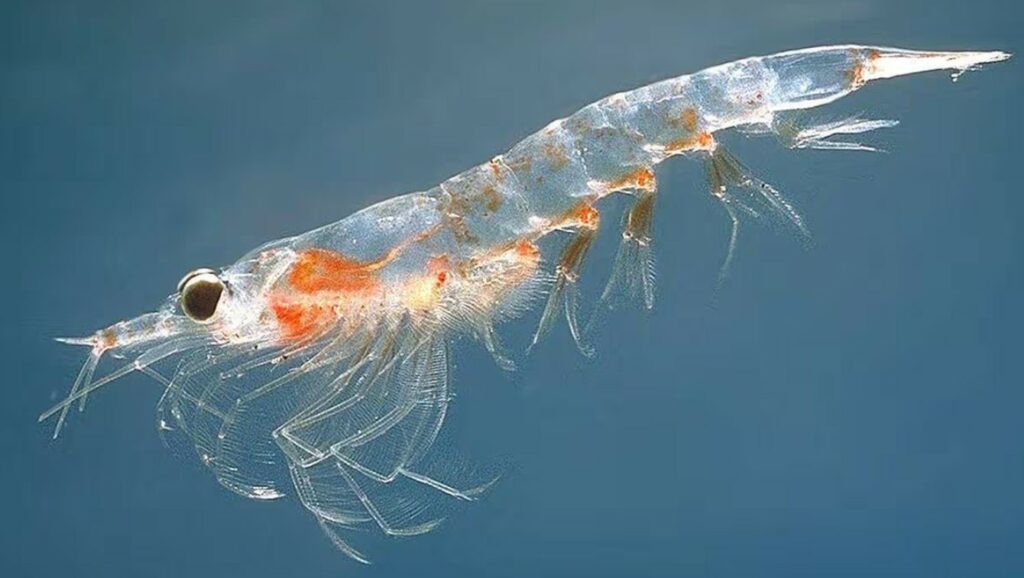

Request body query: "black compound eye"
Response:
[178, 269, 224, 323]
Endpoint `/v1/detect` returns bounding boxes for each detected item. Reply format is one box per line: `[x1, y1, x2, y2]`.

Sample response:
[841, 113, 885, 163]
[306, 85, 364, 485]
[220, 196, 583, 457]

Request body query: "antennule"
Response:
[54, 335, 99, 347]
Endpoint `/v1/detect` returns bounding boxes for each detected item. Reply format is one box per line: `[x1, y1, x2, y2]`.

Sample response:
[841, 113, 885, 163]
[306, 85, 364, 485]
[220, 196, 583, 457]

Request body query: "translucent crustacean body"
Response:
[41, 45, 1009, 562]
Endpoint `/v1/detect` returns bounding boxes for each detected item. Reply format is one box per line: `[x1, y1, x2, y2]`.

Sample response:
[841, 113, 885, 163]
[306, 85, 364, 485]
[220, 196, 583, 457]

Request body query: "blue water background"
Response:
[4, 1, 1022, 576]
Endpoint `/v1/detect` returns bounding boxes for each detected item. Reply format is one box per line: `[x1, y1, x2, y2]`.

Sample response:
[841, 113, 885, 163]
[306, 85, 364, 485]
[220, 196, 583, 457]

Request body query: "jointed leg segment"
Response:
[530, 205, 599, 356]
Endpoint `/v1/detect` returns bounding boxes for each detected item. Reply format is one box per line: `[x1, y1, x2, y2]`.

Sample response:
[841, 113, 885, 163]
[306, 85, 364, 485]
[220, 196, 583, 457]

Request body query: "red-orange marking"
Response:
[846, 48, 879, 88]
[515, 239, 540, 259]
[100, 328, 117, 348]
[288, 248, 381, 294]
[270, 299, 329, 341]
[635, 168, 655, 189]
[427, 254, 450, 288]
[488, 158, 505, 183]
[608, 167, 656, 191]
[666, 132, 714, 154]
[681, 107, 699, 132]
[272, 248, 383, 340]
[574, 203, 600, 228]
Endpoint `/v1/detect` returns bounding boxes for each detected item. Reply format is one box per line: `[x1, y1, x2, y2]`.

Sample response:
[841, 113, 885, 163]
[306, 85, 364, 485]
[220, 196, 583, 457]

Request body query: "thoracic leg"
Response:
[581, 170, 658, 345]
[774, 113, 899, 152]
[335, 462, 444, 537]
[716, 198, 742, 285]
[530, 206, 599, 356]
[399, 467, 500, 501]
[599, 177, 658, 310]
[704, 145, 810, 282]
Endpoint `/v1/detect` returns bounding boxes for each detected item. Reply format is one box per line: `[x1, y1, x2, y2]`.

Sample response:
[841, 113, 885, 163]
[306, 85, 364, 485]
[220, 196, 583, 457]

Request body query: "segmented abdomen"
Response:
[434, 94, 680, 252]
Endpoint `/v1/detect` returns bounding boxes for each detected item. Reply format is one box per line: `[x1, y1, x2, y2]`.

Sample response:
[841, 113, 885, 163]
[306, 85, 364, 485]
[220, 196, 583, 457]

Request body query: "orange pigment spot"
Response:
[100, 329, 117, 348]
[635, 168, 655, 189]
[427, 254, 450, 288]
[515, 239, 540, 259]
[608, 167, 656, 192]
[288, 248, 380, 294]
[846, 48, 877, 88]
[681, 107, 698, 132]
[543, 142, 569, 170]
[481, 185, 503, 214]
[488, 158, 504, 181]
[847, 62, 865, 87]
[665, 132, 715, 154]
[270, 299, 329, 341]
[271, 248, 383, 340]
[574, 203, 600, 228]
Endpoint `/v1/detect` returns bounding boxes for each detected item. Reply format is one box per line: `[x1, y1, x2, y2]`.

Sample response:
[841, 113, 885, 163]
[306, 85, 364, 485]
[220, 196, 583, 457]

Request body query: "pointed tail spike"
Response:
[863, 48, 1011, 83]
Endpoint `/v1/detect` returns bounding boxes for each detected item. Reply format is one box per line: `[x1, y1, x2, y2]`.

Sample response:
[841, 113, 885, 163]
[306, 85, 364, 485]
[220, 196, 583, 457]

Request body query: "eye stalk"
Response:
[177, 268, 224, 323]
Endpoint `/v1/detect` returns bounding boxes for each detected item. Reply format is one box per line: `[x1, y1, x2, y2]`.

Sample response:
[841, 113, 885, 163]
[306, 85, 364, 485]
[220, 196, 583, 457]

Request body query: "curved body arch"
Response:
[41, 45, 1009, 562]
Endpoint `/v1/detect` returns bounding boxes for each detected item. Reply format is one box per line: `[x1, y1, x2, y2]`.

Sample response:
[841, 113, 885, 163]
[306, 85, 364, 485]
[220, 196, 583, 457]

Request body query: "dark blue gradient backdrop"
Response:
[4, 1, 1022, 576]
